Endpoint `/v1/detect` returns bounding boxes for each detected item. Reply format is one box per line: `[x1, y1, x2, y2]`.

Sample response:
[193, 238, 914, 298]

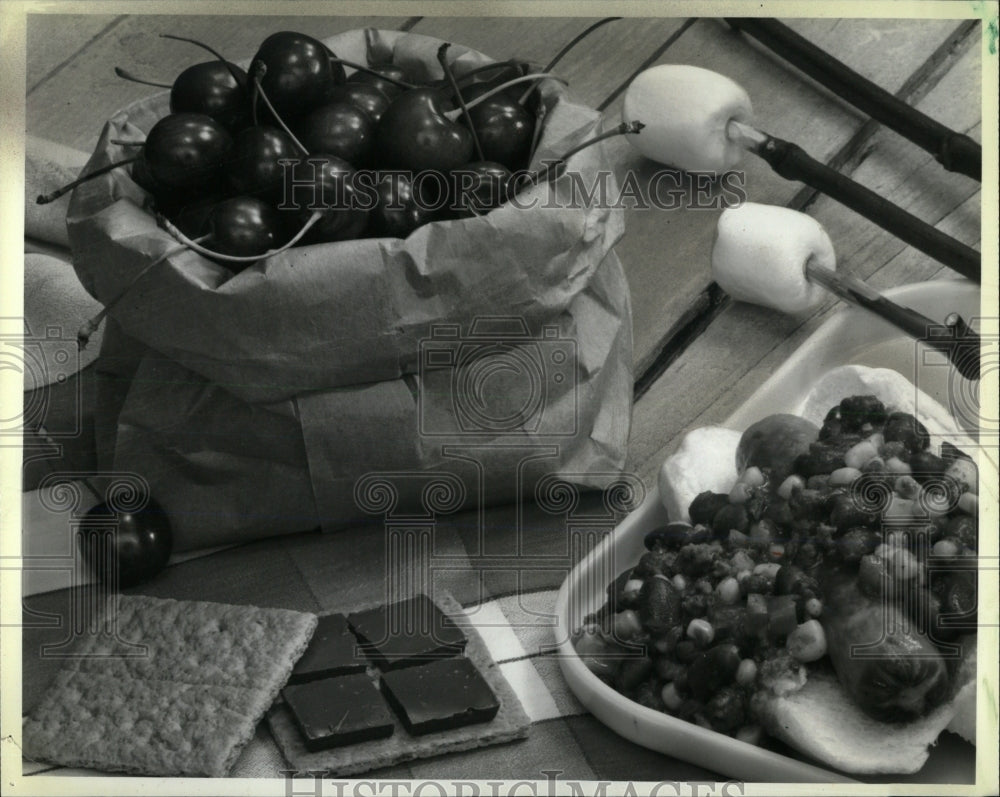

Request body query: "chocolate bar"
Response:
[289, 613, 366, 684]
[282, 674, 395, 751]
[347, 594, 466, 670]
[379, 656, 500, 735]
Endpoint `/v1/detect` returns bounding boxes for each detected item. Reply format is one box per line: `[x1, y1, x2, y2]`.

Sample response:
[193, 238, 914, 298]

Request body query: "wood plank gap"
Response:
[632, 283, 728, 401]
[597, 17, 697, 112]
[790, 19, 980, 212]
[28, 15, 126, 96]
[399, 17, 423, 32]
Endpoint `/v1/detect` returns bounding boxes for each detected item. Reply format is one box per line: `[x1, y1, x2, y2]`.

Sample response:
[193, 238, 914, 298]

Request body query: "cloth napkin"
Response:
[23, 138, 105, 381]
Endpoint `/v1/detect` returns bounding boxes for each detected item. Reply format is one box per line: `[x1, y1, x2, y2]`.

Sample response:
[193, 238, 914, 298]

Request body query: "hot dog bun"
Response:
[657, 364, 981, 774]
[752, 657, 973, 775]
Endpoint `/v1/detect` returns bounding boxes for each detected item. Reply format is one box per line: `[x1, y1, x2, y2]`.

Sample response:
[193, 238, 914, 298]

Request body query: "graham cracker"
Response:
[22, 594, 317, 777]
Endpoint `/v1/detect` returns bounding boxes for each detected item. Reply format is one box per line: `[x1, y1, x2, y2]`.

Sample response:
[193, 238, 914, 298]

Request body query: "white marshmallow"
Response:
[712, 202, 834, 314]
[622, 64, 753, 173]
[658, 425, 741, 521]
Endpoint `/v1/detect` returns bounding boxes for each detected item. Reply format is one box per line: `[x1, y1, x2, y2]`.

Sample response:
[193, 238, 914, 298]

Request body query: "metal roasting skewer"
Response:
[725, 17, 982, 181]
[726, 120, 981, 282]
[804, 262, 981, 380]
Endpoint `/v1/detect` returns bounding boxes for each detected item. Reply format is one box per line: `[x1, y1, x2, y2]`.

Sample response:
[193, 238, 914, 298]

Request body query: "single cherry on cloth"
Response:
[225, 125, 299, 200]
[375, 88, 473, 173]
[77, 496, 173, 589]
[200, 195, 288, 268]
[250, 31, 345, 118]
[170, 60, 250, 131]
[294, 101, 376, 167]
[142, 112, 234, 190]
[370, 171, 440, 238]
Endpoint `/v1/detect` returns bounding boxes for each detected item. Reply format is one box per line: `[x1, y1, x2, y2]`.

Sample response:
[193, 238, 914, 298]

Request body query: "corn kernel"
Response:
[829, 466, 862, 486]
[736, 658, 757, 687]
[844, 440, 879, 470]
[716, 576, 740, 605]
[787, 619, 827, 662]
[777, 475, 805, 501]
[661, 682, 683, 712]
[687, 618, 715, 647]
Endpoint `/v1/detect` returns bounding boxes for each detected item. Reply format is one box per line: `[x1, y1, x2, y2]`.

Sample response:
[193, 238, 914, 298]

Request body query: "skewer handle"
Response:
[725, 18, 981, 181]
[805, 262, 980, 380]
[754, 134, 980, 282]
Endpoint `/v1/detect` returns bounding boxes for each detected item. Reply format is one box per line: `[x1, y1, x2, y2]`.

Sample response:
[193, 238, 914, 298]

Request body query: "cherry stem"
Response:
[438, 43, 484, 161]
[446, 73, 568, 121]
[110, 138, 145, 147]
[252, 70, 310, 156]
[36, 155, 140, 204]
[114, 66, 171, 89]
[522, 120, 644, 187]
[159, 33, 246, 94]
[161, 210, 323, 264]
[454, 59, 523, 85]
[77, 236, 209, 350]
[333, 58, 416, 89]
[518, 17, 621, 104]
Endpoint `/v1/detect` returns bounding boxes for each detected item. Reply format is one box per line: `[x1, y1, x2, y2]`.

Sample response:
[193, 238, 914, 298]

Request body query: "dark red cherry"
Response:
[285, 155, 369, 243]
[142, 112, 234, 190]
[375, 88, 473, 173]
[371, 172, 440, 238]
[346, 63, 409, 100]
[225, 125, 299, 200]
[200, 196, 286, 267]
[169, 194, 228, 238]
[77, 497, 172, 589]
[170, 61, 250, 131]
[450, 161, 512, 217]
[461, 84, 535, 171]
[293, 101, 375, 166]
[323, 82, 391, 124]
[250, 32, 344, 118]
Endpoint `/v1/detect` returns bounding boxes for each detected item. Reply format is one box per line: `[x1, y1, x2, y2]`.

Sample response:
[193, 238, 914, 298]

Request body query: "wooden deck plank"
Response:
[627, 40, 982, 488]
[602, 17, 973, 377]
[26, 14, 123, 94]
[770, 18, 964, 108]
[406, 16, 687, 111]
[26, 14, 412, 150]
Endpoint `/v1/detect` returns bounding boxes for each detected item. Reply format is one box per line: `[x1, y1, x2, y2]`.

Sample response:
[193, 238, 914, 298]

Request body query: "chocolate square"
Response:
[347, 594, 466, 670]
[282, 674, 394, 751]
[289, 613, 366, 684]
[379, 657, 500, 735]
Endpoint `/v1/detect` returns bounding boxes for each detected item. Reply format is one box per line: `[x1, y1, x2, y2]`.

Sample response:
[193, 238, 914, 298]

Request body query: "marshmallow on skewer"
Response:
[622, 64, 753, 173]
[712, 202, 834, 314]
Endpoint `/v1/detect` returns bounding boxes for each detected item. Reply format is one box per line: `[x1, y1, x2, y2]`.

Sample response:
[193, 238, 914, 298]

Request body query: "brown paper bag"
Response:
[69, 29, 634, 551]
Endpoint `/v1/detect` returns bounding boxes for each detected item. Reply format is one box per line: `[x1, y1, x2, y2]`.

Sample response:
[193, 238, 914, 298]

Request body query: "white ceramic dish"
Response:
[555, 279, 981, 783]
